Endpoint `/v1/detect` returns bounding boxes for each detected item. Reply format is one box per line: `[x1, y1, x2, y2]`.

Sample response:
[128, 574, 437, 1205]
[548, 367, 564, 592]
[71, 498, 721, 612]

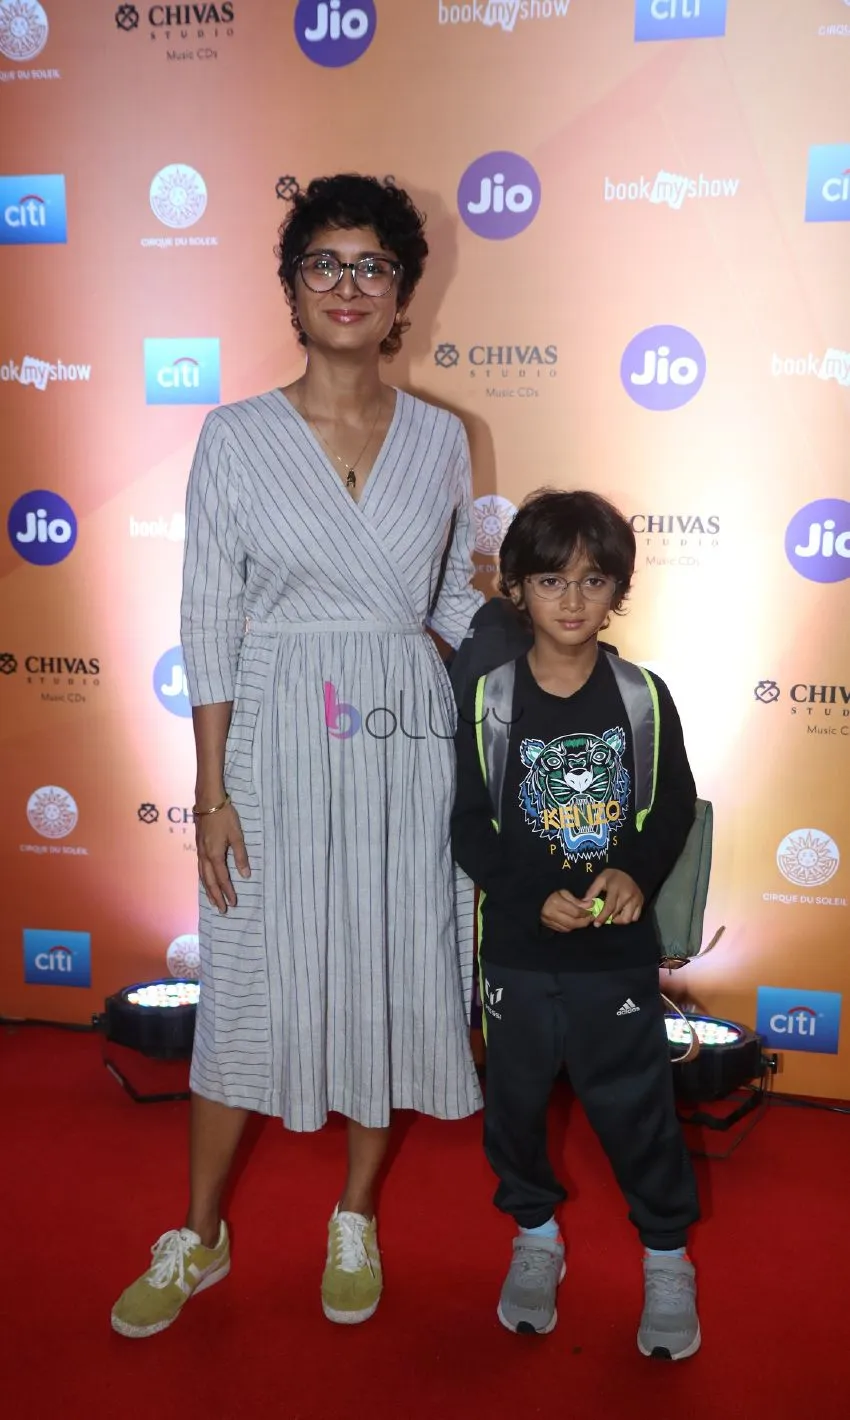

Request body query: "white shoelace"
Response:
[148, 1229, 198, 1291]
[333, 1212, 374, 1276]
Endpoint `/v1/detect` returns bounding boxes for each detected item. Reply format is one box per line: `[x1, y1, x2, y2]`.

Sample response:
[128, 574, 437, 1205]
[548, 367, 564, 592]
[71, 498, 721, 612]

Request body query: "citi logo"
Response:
[620, 325, 706, 411]
[294, 0, 376, 66]
[634, 0, 727, 42]
[458, 151, 541, 240]
[0, 174, 66, 244]
[785, 499, 850, 583]
[144, 338, 220, 406]
[756, 986, 841, 1055]
[23, 929, 92, 988]
[805, 144, 850, 223]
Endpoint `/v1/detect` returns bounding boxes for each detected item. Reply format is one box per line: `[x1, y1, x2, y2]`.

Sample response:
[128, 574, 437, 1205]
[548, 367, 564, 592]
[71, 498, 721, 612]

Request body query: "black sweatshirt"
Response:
[451, 652, 696, 972]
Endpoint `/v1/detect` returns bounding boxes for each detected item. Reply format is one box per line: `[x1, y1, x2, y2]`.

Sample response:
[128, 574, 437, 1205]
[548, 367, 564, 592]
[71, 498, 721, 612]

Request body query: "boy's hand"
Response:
[582, 870, 644, 927]
[540, 891, 595, 933]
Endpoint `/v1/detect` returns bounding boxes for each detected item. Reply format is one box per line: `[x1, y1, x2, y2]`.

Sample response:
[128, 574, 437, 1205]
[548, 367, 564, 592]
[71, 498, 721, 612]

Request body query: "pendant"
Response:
[346, 469, 356, 493]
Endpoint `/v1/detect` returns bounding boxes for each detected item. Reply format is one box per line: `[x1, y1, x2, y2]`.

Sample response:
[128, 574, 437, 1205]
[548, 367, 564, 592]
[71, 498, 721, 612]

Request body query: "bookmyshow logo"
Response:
[629, 512, 720, 568]
[1, 356, 91, 390]
[754, 677, 850, 736]
[437, 0, 571, 31]
[771, 347, 850, 388]
[604, 170, 739, 209]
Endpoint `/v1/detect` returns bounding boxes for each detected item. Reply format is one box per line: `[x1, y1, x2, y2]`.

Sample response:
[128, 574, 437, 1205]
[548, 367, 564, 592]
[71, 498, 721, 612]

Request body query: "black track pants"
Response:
[480, 960, 700, 1249]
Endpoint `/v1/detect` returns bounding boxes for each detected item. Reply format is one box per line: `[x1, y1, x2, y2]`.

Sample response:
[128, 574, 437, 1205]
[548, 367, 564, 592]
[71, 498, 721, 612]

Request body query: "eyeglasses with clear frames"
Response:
[525, 573, 619, 603]
[297, 253, 402, 297]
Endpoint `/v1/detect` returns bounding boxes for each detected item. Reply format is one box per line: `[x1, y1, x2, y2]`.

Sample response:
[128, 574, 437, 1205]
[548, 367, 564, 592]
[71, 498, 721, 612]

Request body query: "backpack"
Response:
[473, 652, 725, 1061]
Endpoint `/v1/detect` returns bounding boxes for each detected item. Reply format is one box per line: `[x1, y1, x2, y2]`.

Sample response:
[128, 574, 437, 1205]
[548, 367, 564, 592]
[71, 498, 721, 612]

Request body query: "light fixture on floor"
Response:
[665, 1011, 770, 1157]
[94, 979, 199, 1103]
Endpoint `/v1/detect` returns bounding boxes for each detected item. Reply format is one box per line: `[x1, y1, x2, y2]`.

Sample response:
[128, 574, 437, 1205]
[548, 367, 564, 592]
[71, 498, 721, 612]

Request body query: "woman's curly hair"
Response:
[275, 174, 428, 359]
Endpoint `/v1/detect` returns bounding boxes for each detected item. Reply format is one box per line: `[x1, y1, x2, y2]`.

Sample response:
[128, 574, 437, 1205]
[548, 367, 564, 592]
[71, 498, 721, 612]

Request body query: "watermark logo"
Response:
[771, 348, 850, 387]
[785, 498, 850, 583]
[294, 0, 376, 66]
[0, 0, 48, 60]
[324, 681, 362, 739]
[153, 646, 191, 717]
[144, 338, 220, 405]
[1, 356, 91, 390]
[805, 144, 850, 223]
[27, 785, 78, 839]
[777, 829, 839, 889]
[437, 0, 570, 30]
[604, 170, 739, 208]
[0, 173, 66, 244]
[23, 928, 91, 988]
[8, 489, 77, 565]
[150, 164, 208, 229]
[620, 325, 706, 411]
[634, 0, 727, 42]
[458, 151, 540, 240]
[756, 986, 841, 1055]
[167, 933, 200, 978]
[473, 494, 516, 555]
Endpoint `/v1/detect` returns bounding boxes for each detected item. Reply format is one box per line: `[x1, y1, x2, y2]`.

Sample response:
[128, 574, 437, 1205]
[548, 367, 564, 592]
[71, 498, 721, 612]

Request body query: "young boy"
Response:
[452, 489, 701, 1359]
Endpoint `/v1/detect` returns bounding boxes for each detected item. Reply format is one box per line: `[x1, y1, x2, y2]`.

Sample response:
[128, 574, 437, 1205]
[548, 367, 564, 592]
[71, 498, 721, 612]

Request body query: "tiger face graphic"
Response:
[519, 727, 630, 860]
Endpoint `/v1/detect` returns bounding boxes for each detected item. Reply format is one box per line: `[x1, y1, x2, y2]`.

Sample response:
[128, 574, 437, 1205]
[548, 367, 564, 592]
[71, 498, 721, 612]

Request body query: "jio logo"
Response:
[8, 489, 77, 565]
[153, 646, 192, 717]
[785, 499, 850, 584]
[294, 0, 376, 66]
[620, 325, 706, 411]
[458, 152, 541, 240]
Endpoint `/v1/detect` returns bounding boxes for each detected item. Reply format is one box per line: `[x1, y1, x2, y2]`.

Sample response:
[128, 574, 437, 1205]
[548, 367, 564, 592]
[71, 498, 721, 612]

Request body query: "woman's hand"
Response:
[196, 804, 251, 914]
[540, 890, 595, 933]
[582, 869, 644, 927]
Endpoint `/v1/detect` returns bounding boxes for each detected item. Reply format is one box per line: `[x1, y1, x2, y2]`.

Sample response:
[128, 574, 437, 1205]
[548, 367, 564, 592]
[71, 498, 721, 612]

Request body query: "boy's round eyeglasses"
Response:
[525, 573, 619, 604]
[297, 254, 402, 297]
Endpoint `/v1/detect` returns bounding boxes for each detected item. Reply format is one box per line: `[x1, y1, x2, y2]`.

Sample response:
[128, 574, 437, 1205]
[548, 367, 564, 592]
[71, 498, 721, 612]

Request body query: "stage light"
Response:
[102, 978, 198, 1060]
[94, 978, 199, 1103]
[666, 1011, 764, 1106]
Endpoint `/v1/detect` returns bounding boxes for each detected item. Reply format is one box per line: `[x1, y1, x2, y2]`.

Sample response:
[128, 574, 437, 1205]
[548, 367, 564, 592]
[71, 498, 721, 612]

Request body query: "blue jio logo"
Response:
[144, 338, 221, 406]
[634, 0, 727, 41]
[756, 987, 841, 1055]
[458, 152, 541, 241]
[620, 325, 706, 411]
[294, 0, 376, 66]
[154, 646, 192, 718]
[785, 499, 850, 584]
[0, 174, 67, 244]
[7, 489, 77, 566]
[805, 145, 850, 223]
[23, 929, 92, 988]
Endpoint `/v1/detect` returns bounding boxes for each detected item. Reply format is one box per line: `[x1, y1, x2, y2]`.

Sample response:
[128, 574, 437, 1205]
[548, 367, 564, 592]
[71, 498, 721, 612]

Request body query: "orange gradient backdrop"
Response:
[1, 0, 849, 1097]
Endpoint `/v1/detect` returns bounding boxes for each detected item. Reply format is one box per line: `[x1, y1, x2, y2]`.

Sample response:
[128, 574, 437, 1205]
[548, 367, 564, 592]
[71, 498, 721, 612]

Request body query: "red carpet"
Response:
[3, 1025, 849, 1420]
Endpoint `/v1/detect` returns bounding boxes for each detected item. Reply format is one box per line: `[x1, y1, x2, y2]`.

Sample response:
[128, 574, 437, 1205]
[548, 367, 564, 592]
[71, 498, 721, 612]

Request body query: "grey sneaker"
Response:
[637, 1254, 701, 1360]
[497, 1234, 566, 1335]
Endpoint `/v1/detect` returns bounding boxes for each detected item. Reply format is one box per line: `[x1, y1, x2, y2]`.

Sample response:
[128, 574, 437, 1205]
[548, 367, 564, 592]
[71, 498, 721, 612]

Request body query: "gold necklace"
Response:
[297, 392, 384, 496]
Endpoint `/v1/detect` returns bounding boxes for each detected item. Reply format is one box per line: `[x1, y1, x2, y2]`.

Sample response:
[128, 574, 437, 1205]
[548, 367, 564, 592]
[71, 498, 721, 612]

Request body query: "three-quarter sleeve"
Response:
[180, 412, 247, 705]
[427, 426, 485, 650]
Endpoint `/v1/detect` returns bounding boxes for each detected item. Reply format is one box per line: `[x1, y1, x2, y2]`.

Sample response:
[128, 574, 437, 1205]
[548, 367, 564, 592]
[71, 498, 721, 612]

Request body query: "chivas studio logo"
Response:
[434, 340, 557, 396]
[138, 800, 196, 845]
[0, 651, 101, 703]
[629, 513, 720, 568]
[114, 3, 235, 53]
[753, 677, 850, 736]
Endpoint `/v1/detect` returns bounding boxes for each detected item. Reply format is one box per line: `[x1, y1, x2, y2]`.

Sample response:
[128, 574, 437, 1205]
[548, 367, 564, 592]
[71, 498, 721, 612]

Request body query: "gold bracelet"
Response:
[192, 793, 232, 818]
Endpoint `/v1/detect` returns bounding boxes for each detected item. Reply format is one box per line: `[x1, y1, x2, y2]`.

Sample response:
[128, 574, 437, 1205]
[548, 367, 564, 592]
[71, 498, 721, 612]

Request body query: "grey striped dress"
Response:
[180, 388, 484, 1130]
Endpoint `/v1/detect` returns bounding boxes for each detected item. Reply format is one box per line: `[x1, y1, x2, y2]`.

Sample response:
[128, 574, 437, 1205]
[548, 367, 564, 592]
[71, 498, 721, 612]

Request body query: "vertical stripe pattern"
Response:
[181, 389, 484, 1130]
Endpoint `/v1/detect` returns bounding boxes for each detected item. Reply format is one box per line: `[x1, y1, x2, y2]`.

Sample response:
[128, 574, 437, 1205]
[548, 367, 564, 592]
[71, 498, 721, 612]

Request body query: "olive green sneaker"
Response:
[321, 1207, 383, 1325]
[111, 1223, 230, 1338]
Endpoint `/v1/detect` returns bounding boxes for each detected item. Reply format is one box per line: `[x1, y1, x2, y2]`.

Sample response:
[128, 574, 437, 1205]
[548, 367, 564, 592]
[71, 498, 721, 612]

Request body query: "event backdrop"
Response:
[2, 0, 849, 1098]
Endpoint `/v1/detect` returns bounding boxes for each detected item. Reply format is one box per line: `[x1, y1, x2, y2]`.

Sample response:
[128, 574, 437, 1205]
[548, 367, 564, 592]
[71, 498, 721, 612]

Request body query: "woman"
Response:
[112, 175, 484, 1338]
